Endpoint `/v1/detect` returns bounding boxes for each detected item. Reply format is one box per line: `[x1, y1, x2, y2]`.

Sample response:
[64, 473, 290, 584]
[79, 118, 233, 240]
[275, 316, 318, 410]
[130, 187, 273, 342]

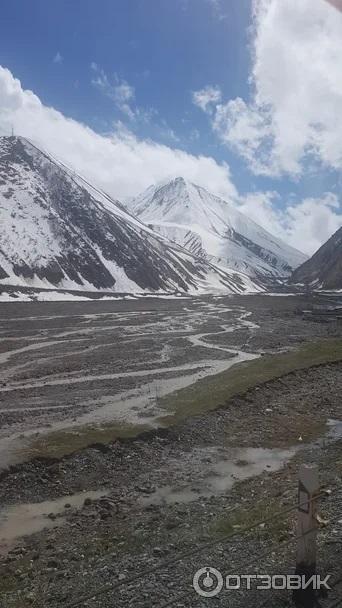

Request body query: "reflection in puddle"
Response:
[323, 419, 342, 442]
[0, 489, 107, 556]
[140, 447, 296, 505]
[212, 447, 296, 491]
[140, 419, 342, 506]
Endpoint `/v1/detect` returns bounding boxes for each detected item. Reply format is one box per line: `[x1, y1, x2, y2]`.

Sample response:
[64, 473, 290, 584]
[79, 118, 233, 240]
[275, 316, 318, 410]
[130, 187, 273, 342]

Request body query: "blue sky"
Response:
[0, 0, 341, 253]
[1, 0, 249, 153]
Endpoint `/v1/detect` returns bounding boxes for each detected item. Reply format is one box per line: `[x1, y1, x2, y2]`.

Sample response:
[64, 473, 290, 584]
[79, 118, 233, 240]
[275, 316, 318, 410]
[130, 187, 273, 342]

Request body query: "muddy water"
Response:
[0, 306, 260, 469]
[0, 490, 107, 556]
[140, 419, 342, 506]
[0, 353, 256, 470]
[2, 421, 342, 555]
[140, 446, 296, 505]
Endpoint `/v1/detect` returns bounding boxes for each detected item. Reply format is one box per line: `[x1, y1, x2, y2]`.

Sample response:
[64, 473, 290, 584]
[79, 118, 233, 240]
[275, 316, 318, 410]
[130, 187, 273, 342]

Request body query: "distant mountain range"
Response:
[291, 226, 342, 290]
[5, 136, 335, 297]
[0, 136, 267, 295]
[129, 177, 307, 278]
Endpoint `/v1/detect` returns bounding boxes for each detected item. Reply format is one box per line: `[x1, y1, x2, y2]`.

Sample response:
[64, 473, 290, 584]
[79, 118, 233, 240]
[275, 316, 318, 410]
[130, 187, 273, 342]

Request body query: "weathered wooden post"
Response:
[293, 464, 319, 608]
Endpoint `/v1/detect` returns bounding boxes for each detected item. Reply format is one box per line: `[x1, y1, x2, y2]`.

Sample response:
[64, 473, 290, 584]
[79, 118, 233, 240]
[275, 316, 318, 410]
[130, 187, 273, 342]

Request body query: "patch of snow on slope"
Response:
[130, 177, 307, 278]
[93, 247, 142, 293]
[0, 137, 267, 296]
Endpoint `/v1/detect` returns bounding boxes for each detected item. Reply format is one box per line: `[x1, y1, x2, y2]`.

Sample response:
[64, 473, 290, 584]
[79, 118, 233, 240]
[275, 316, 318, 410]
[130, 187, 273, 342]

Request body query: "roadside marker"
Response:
[294, 464, 319, 608]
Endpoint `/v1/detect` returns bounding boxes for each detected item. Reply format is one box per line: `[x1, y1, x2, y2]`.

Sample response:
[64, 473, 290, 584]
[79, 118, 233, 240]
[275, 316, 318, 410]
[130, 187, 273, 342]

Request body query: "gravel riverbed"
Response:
[0, 293, 341, 608]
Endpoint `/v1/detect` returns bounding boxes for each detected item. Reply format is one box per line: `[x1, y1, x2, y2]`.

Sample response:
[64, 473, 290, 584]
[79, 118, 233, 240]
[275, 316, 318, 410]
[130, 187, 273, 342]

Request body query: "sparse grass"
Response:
[77, 528, 150, 557]
[0, 555, 33, 603]
[24, 421, 152, 460]
[18, 338, 342, 461]
[222, 412, 328, 449]
[157, 338, 342, 426]
[211, 499, 292, 542]
[0, 574, 18, 594]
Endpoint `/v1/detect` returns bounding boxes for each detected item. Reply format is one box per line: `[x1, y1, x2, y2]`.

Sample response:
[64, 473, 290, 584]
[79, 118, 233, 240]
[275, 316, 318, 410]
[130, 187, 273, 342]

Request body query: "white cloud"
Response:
[213, 98, 273, 173]
[91, 63, 136, 120]
[53, 52, 63, 64]
[197, 0, 342, 177]
[0, 64, 340, 254]
[158, 119, 181, 143]
[239, 191, 341, 254]
[193, 85, 222, 113]
[0, 65, 236, 201]
[90, 63, 156, 124]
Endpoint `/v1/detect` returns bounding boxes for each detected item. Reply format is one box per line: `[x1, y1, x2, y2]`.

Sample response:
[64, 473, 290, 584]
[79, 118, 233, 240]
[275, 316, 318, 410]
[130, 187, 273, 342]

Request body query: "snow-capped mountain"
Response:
[0, 136, 263, 294]
[291, 226, 342, 290]
[130, 177, 307, 278]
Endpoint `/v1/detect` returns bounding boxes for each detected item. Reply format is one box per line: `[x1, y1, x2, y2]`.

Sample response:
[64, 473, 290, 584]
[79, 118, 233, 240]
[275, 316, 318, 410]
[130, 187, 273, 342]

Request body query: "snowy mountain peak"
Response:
[130, 177, 307, 278]
[0, 136, 265, 295]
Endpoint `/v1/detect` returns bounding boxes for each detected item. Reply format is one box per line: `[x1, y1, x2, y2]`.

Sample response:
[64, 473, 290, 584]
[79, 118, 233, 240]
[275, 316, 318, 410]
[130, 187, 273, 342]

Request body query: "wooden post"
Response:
[293, 464, 319, 608]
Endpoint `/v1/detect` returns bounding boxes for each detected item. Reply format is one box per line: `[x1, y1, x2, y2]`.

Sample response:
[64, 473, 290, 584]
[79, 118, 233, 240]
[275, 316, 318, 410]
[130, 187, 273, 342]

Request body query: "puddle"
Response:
[0, 349, 258, 470]
[211, 447, 296, 491]
[0, 489, 107, 556]
[140, 446, 296, 506]
[318, 418, 342, 444]
[140, 420, 342, 506]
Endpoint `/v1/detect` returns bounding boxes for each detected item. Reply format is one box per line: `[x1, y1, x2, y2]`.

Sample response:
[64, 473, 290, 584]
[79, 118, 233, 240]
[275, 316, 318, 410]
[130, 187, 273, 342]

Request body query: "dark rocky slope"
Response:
[291, 226, 342, 290]
[0, 136, 262, 294]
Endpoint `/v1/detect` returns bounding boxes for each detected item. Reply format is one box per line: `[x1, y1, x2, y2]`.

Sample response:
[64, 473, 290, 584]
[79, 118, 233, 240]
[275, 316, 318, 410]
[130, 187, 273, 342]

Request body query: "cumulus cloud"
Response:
[238, 191, 341, 254]
[213, 98, 273, 172]
[0, 64, 340, 254]
[0, 65, 236, 201]
[197, 0, 342, 177]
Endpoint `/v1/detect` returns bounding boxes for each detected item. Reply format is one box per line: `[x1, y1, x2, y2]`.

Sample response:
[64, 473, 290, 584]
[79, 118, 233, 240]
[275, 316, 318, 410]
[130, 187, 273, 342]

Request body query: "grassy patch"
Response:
[0, 555, 34, 605]
[19, 338, 342, 462]
[222, 412, 328, 449]
[78, 529, 150, 558]
[211, 499, 292, 543]
[157, 338, 342, 426]
[0, 574, 18, 594]
[23, 421, 152, 460]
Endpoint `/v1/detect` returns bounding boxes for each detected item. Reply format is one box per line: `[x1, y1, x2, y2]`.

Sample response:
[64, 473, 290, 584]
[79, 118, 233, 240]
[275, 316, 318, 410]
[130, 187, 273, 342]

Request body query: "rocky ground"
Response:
[0, 293, 341, 608]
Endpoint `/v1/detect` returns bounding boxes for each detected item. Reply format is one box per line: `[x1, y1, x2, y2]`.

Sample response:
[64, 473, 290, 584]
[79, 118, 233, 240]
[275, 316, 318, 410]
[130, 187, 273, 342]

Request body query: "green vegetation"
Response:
[24, 421, 152, 460]
[211, 499, 291, 542]
[21, 338, 342, 460]
[0, 555, 34, 607]
[158, 338, 342, 425]
[224, 411, 327, 449]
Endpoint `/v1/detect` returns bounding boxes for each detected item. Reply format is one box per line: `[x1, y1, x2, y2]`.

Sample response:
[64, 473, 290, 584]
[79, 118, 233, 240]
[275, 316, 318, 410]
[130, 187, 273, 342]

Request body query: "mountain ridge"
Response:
[291, 226, 342, 290]
[129, 176, 307, 279]
[0, 136, 264, 295]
